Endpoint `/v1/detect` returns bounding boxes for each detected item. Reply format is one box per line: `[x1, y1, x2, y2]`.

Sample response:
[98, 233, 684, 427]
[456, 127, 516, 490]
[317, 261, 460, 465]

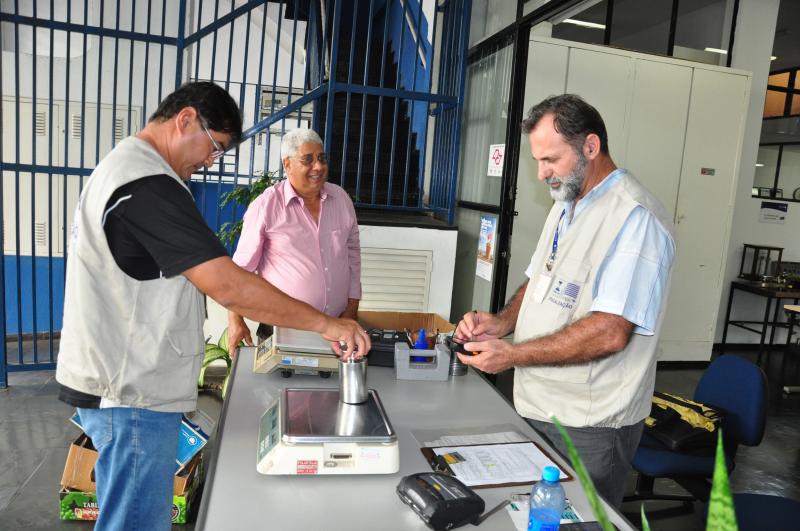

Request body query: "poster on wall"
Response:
[476, 214, 498, 281]
[487, 144, 505, 177]
[759, 201, 787, 224]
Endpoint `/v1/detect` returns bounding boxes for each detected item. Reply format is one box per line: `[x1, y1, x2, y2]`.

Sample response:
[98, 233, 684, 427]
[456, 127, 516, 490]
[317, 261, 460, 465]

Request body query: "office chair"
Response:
[625, 355, 767, 509]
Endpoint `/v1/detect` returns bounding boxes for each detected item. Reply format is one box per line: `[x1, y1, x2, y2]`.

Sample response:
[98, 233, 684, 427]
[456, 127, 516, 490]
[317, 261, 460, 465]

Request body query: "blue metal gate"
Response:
[0, 0, 470, 387]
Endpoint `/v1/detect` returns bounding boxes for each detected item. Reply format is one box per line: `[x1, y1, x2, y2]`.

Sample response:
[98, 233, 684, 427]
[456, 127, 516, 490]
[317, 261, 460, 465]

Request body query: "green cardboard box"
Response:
[58, 447, 203, 524]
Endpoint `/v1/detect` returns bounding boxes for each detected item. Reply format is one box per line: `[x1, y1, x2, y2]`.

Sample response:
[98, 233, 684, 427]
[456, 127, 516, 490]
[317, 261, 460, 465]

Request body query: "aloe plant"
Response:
[551, 416, 614, 531]
[198, 328, 242, 398]
[706, 429, 738, 531]
[551, 415, 739, 531]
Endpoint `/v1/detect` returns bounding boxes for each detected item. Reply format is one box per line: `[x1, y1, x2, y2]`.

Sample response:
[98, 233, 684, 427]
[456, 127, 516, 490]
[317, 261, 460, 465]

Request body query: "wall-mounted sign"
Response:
[759, 201, 787, 224]
[487, 144, 505, 177]
[476, 214, 498, 281]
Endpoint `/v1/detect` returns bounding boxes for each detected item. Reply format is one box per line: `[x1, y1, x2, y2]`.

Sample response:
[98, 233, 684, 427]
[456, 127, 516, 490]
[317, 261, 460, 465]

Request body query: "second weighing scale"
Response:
[256, 388, 399, 475]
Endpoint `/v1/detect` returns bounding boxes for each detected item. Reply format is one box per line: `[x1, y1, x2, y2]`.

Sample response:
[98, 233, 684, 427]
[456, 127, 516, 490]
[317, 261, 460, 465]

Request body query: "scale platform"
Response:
[257, 388, 399, 475]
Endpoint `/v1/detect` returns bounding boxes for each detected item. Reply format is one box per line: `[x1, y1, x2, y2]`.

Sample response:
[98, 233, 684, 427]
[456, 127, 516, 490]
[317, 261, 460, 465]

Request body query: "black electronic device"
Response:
[444, 336, 472, 356]
[366, 328, 412, 367]
[396, 472, 485, 530]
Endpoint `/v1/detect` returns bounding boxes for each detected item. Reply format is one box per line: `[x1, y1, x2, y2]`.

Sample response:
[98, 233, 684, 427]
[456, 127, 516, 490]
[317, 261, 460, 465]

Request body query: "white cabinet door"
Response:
[507, 40, 568, 295]
[565, 48, 633, 166]
[659, 69, 749, 360]
[625, 59, 692, 218]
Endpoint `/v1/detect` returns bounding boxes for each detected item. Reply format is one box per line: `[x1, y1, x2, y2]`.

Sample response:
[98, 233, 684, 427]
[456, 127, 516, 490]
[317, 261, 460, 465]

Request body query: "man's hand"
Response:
[458, 338, 517, 374]
[322, 317, 371, 360]
[455, 311, 507, 342]
[227, 312, 253, 357]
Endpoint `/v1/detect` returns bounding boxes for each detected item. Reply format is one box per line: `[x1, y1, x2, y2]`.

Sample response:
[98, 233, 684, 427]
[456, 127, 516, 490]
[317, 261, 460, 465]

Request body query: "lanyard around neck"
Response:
[546, 209, 566, 272]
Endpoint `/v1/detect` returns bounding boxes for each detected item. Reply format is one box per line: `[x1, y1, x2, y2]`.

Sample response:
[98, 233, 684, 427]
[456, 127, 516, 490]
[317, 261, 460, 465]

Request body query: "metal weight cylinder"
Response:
[339, 357, 368, 404]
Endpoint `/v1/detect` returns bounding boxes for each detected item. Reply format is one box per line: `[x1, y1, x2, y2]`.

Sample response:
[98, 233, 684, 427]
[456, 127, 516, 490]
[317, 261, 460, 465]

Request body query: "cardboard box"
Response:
[59, 447, 203, 524]
[358, 311, 456, 367]
[358, 311, 455, 335]
[60, 433, 202, 495]
[70, 410, 214, 474]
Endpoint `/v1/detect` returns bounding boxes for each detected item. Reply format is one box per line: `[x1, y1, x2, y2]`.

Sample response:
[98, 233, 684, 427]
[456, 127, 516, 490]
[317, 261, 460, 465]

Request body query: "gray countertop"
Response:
[196, 347, 634, 530]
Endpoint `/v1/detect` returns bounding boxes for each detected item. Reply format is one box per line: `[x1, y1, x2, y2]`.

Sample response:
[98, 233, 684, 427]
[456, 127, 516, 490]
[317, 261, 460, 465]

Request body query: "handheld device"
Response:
[445, 336, 472, 356]
[396, 473, 485, 530]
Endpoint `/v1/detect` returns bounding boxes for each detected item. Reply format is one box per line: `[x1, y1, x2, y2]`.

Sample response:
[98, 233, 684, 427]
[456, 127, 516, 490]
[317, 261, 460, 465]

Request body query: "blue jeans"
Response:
[78, 407, 182, 531]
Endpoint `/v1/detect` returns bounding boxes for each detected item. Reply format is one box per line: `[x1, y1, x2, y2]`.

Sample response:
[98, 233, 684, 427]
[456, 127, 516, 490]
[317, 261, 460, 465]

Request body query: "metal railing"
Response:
[0, 0, 470, 386]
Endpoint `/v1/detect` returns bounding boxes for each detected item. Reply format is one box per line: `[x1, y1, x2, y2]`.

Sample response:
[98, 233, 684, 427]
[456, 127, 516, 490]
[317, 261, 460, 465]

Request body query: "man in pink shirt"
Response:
[227, 129, 362, 353]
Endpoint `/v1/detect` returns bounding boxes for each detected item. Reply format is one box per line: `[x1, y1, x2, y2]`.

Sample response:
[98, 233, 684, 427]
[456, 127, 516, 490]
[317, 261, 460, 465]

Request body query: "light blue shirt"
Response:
[526, 169, 675, 335]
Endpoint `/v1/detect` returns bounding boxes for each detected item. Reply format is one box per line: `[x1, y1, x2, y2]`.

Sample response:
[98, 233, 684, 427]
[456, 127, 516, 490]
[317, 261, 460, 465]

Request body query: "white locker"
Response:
[624, 59, 692, 218]
[659, 69, 749, 360]
[565, 48, 634, 165]
[507, 41, 569, 292]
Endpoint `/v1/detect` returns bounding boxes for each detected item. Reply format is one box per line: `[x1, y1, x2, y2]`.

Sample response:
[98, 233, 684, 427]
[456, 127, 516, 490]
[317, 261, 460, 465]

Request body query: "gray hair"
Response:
[280, 128, 324, 161]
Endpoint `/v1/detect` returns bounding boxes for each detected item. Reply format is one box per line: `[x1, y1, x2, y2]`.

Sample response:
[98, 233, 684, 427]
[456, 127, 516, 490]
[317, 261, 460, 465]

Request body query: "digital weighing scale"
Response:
[256, 388, 399, 475]
[253, 327, 340, 378]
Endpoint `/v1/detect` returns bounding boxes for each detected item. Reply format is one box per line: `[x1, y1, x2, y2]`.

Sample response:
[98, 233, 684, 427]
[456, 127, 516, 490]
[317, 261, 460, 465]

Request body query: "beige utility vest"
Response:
[56, 137, 206, 413]
[513, 172, 674, 428]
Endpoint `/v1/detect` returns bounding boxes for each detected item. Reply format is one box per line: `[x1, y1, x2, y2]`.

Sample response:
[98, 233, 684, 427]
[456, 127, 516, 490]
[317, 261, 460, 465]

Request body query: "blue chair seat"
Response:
[732, 493, 800, 531]
[632, 445, 732, 477]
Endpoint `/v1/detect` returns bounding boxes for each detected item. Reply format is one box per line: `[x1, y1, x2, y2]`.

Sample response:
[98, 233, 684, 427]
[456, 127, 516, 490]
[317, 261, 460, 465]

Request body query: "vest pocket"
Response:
[166, 329, 204, 358]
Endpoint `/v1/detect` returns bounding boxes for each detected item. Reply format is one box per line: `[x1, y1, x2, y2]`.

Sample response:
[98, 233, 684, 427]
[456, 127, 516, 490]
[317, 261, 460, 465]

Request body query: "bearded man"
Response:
[454, 94, 675, 507]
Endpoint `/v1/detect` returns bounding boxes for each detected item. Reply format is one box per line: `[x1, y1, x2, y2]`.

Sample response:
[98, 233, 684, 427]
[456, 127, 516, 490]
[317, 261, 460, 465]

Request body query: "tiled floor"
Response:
[2, 348, 799, 530]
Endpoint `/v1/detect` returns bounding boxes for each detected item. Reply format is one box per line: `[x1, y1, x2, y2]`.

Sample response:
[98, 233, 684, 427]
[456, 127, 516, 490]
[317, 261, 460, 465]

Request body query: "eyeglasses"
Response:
[198, 117, 226, 160]
[293, 153, 329, 166]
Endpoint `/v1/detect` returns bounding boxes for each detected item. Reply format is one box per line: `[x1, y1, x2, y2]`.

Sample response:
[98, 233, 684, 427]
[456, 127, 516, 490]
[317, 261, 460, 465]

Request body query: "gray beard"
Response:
[547, 152, 588, 202]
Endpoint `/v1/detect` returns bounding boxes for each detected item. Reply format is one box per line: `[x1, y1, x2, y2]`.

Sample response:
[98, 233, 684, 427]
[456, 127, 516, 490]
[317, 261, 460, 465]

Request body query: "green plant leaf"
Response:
[641, 504, 651, 531]
[216, 170, 282, 246]
[706, 429, 738, 531]
[550, 416, 614, 531]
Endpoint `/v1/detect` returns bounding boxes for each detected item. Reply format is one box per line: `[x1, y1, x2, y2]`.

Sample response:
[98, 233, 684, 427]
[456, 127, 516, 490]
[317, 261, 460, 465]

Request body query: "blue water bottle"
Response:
[528, 466, 565, 531]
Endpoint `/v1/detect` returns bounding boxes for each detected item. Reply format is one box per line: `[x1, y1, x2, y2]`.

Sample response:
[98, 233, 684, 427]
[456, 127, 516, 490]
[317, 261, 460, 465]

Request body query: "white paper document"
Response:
[425, 430, 529, 447]
[433, 442, 567, 487]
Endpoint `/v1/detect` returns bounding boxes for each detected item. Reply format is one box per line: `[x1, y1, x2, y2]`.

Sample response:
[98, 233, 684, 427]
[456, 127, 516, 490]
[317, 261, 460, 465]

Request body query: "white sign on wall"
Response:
[759, 201, 787, 224]
[487, 144, 505, 177]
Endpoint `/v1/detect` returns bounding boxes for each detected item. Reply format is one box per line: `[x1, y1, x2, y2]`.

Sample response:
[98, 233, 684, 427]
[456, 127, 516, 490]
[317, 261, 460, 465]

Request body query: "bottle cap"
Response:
[542, 466, 560, 483]
[414, 328, 428, 349]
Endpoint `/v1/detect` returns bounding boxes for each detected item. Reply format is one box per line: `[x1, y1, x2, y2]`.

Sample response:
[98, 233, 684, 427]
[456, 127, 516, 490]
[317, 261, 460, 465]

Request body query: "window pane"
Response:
[469, 0, 516, 47]
[457, 45, 513, 206]
[780, 146, 800, 201]
[551, 1, 607, 46]
[791, 95, 800, 116]
[768, 72, 791, 88]
[753, 146, 779, 190]
[609, 0, 671, 55]
[673, 0, 731, 66]
[764, 90, 786, 118]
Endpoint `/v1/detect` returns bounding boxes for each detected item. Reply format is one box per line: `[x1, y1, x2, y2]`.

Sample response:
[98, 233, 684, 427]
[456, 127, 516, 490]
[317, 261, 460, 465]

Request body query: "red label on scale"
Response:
[297, 459, 318, 474]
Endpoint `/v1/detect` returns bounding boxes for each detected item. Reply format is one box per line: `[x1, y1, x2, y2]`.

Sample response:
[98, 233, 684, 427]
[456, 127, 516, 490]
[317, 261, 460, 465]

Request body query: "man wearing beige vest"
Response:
[56, 82, 369, 530]
[455, 94, 675, 507]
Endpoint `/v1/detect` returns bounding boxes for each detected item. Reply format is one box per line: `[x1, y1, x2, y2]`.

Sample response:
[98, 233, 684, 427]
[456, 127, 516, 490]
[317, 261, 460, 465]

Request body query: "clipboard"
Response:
[420, 441, 573, 489]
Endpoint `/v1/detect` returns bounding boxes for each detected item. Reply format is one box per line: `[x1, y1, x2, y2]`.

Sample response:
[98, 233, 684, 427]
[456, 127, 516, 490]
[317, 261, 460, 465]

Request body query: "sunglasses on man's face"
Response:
[293, 153, 329, 166]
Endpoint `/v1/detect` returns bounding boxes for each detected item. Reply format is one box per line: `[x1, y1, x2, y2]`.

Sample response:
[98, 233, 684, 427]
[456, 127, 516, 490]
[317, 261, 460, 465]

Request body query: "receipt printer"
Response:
[394, 343, 450, 381]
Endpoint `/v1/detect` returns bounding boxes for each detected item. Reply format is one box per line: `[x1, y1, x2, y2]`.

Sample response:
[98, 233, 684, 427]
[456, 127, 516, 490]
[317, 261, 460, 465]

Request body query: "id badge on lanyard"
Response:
[533, 209, 565, 302]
